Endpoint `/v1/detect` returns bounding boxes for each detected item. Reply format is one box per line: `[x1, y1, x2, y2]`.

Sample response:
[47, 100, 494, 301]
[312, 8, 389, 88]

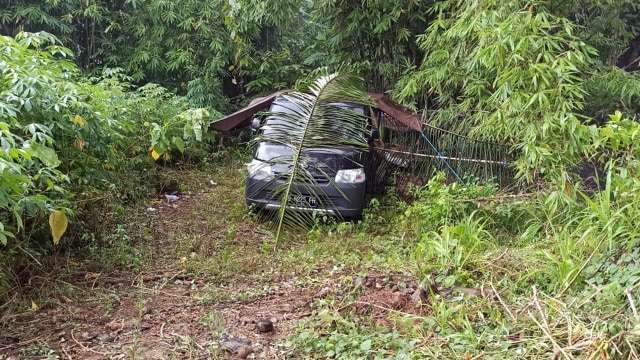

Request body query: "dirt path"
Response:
[1, 163, 426, 360]
[0, 166, 326, 359]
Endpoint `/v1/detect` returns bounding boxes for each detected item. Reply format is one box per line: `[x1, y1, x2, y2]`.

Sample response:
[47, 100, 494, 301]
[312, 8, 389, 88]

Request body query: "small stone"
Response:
[390, 292, 406, 309]
[411, 287, 429, 304]
[375, 282, 383, 289]
[165, 194, 179, 203]
[255, 319, 274, 333]
[174, 279, 183, 285]
[316, 287, 331, 298]
[354, 276, 366, 289]
[81, 332, 96, 341]
[236, 345, 254, 359]
[220, 337, 251, 353]
[107, 321, 121, 331]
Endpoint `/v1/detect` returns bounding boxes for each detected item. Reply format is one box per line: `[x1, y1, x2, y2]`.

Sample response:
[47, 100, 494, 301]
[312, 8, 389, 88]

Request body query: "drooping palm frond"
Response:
[251, 72, 373, 245]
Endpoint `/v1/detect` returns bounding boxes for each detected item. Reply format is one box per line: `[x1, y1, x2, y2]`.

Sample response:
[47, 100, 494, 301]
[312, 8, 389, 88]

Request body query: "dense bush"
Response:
[0, 32, 219, 247]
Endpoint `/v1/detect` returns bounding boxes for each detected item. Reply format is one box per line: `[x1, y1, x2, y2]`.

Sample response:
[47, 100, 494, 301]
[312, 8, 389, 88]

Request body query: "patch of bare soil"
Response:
[348, 274, 429, 327]
[215, 284, 316, 359]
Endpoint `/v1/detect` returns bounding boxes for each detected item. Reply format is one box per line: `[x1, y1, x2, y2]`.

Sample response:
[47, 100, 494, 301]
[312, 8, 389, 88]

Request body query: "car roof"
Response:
[271, 95, 366, 112]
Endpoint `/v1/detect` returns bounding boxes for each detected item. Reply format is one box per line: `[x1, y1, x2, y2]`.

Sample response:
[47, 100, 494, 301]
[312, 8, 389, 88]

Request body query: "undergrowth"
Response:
[291, 114, 640, 359]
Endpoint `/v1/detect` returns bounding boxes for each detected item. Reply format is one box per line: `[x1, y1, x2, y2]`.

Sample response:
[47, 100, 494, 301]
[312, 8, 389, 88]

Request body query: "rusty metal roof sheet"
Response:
[210, 91, 422, 133]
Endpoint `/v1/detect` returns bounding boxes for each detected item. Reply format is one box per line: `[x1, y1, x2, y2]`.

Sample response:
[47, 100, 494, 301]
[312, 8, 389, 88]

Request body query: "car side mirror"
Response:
[251, 118, 261, 131]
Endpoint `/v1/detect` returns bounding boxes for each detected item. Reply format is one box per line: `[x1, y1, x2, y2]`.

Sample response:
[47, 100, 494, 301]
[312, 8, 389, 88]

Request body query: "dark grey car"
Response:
[245, 98, 370, 218]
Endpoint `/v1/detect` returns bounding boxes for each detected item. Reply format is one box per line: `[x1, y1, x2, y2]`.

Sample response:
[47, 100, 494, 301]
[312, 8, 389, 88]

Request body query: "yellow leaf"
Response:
[49, 210, 68, 246]
[72, 115, 87, 128]
[31, 300, 39, 311]
[150, 148, 161, 161]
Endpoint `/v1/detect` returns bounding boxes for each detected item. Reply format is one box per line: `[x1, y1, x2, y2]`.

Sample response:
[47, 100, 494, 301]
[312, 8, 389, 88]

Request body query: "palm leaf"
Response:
[253, 72, 372, 246]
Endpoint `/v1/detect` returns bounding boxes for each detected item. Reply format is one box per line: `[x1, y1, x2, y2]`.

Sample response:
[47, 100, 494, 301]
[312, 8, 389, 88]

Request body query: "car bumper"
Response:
[245, 176, 366, 218]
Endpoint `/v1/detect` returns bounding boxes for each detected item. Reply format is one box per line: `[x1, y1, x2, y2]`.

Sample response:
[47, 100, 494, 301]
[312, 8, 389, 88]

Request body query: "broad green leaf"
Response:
[30, 142, 61, 168]
[360, 339, 372, 352]
[0, 222, 13, 246]
[193, 122, 203, 142]
[173, 136, 185, 153]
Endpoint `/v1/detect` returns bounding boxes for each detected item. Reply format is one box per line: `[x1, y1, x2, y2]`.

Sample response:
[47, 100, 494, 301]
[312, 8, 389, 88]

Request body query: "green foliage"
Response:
[294, 308, 419, 359]
[400, 173, 496, 233]
[4, 1, 640, 357]
[415, 214, 493, 287]
[583, 68, 640, 121]
[0, 32, 218, 247]
[308, 0, 433, 90]
[1, 0, 310, 108]
[293, 110, 640, 358]
[395, 0, 599, 180]
[1, 32, 75, 239]
[548, 0, 640, 66]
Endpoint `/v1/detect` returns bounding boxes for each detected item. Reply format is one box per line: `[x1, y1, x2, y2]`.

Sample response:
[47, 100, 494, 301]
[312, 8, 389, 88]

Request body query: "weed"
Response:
[20, 342, 59, 359]
[200, 311, 225, 336]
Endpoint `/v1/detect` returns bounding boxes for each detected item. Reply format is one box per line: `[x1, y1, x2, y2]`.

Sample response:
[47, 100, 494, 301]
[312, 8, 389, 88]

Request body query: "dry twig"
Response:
[70, 328, 107, 356]
[530, 286, 574, 360]
[490, 282, 516, 322]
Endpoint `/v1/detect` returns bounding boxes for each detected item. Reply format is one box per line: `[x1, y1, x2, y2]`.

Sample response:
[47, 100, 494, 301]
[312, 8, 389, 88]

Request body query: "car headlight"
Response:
[335, 168, 366, 183]
[247, 160, 274, 180]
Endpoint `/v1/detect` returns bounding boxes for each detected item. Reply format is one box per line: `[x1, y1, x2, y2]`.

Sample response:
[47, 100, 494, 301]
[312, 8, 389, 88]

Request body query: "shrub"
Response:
[0, 32, 220, 248]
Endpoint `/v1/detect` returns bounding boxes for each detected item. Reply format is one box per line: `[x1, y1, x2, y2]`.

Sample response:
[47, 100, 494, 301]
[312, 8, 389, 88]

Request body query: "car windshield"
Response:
[255, 99, 366, 163]
[255, 142, 292, 162]
[262, 100, 365, 137]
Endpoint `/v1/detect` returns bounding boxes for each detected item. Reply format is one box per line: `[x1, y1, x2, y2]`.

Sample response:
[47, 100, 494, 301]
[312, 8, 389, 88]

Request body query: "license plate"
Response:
[291, 194, 318, 208]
